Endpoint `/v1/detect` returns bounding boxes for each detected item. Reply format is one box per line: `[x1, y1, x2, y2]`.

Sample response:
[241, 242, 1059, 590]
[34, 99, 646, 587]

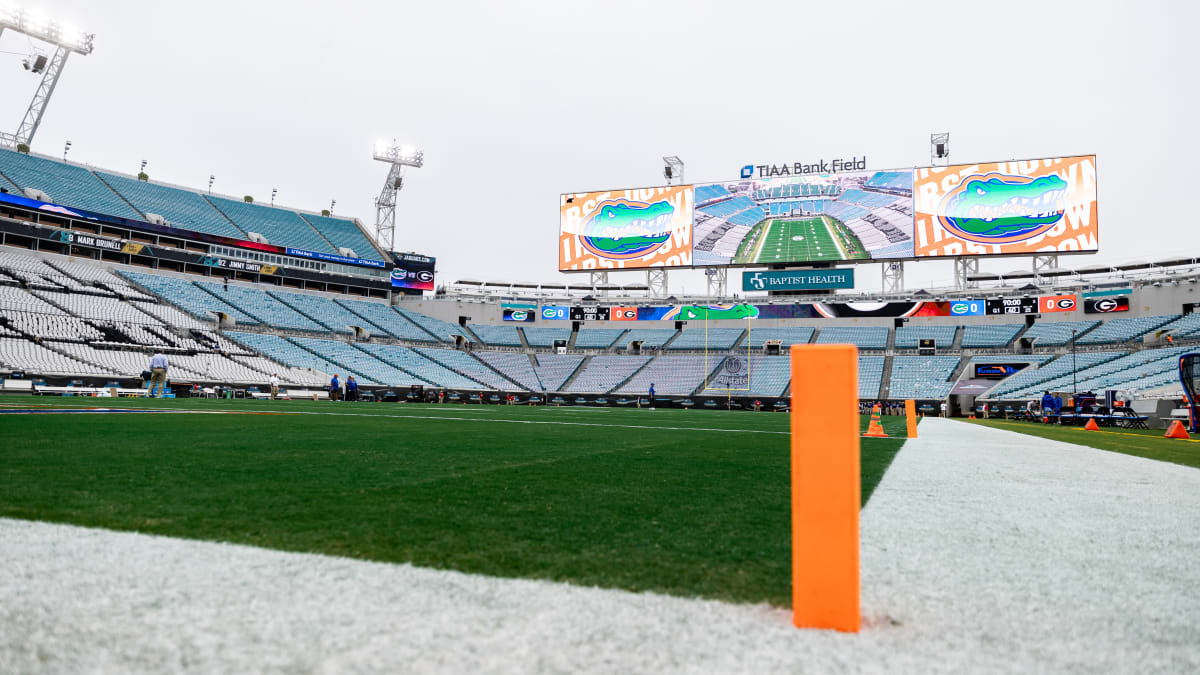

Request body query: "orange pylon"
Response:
[1165, 421, 1191, 440]
[1084, 418, 1100, 431]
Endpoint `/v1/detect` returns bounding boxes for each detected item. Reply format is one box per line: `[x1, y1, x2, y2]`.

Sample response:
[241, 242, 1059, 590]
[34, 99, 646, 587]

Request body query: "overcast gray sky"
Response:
[1, 0, 1196, 294]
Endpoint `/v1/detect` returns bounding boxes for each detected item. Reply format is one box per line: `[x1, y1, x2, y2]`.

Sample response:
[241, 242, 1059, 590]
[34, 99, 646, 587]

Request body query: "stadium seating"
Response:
[3, 312, 102, 342]
[413, 347, 522, 390]
[289, 336, 415, 385]
[120, 271, 257, 325]
[894, 325, 957, 349]
[206, 196, 334, 253]
[961, 324, 1023, 348]
[468, 324, 523, 347]
[616, 329, 678, 350]
[533, 354, 585, 391]
[33, 290, 162, 325]
[985, 351, 1127, 400]
[1070, 346, 1190, 394]
[521, 326, 571, 348]
[475, 352, 541, 391]
[1075, 314, 1178, 345]
[816, 326, 889, 349]
[574, 328, 626, 349]
[1021, 320, 1100, 346]
[740, 327, 814, 348]
[617, 355, 723, 396]
[565, 355, 650, 393]
[96, 172, 246, 238]
[394, 307, 467, 342]
[225, 331, 341, 379]
[195, 281, 324, 332]
[0, 337, 112, 376]
[334, 298, 436, 342]
[298, 213, 383, 262]
[858, 356, 885, 398]
[888, 356, 961, 399]
[270, 289, 381, 335]
[702, 355, 790, 397]
[0, 148, 140, 219]
[666, 327, 746, 351]
[0, 286, 66, 315]
[41, 257, 157, 302]
[354, 343, 481, 389]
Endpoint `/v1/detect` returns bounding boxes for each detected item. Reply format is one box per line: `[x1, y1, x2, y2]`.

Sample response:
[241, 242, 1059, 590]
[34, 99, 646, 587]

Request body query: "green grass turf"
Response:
[0, 397, 909, 607]
[965, 418, 1200, 470]
[732, 217, 870, 265]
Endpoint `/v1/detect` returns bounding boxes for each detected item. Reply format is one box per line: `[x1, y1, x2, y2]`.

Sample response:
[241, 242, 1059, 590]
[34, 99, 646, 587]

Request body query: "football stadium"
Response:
[2, 1, 1199, 672]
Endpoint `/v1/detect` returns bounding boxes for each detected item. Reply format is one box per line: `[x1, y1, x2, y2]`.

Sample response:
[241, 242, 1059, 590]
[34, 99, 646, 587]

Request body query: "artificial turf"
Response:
[0, 397, 909, 607]
[732, 217, 868, 265]
[965, 418, 1200, 470]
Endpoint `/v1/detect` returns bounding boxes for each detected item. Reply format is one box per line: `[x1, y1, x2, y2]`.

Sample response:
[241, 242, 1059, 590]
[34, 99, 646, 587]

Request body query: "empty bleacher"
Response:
[740, 327, 814, 349]
[666, 327, 746, 351]
[195, 281, 324, 332]
[894, 325, 957, 349]
[96, 172, 245, 238]
[207, 195, 334, 253]
[617, 329, 678, 350]
[1021, 320, 1100, 346]
[617, 355, 723, 396]
[354, 343, 480, 389]
[533, 354, 585, 391]
[522, 326, 571, 348]
[565, 355, 650, 393]
[335, 298, 436, 342]
[270, 289, 381, 335]
[299, 213, 383, 262]
[475, 352, 541, 390]
[1075, 314, 1178, 345]
[414, 347, 522, 390]
[858, 356, 885, 398]
[816, 326, 889, 349]
[120, 271, 255, 325]
[394, 307, 466, 343]
[888, 356, 961, 399]
[0, 148, 140, 219]
[574, 328, 625, 349]
[986, 351, 1127, 400]
[468, 324, 523, 347]
[961, 324, 1023, 348]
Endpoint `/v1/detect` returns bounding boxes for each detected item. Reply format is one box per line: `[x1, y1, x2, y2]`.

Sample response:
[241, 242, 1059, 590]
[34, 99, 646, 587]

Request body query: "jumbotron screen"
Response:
[558, 155, 1097, 271]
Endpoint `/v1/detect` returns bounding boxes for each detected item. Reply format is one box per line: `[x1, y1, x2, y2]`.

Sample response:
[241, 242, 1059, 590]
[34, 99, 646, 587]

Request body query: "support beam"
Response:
[646, 268, 668, 298]
[705, 267, 727, 298]
[881, 261, 904, 294]
[953, 256, 979, 290]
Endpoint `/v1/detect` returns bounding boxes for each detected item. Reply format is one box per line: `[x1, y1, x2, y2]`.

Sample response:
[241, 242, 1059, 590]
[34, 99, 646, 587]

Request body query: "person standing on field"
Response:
[330, 373, 340, 402]
[148, 351, 169, 398]
[270, 373, 280, 400]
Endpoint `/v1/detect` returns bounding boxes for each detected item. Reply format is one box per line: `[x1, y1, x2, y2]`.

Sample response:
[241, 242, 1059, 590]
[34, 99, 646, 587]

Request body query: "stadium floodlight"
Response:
[663, 156, 683, 185]
[373, 138, 424, 253]
[208, 175, 215, 193]
[270, 188, 277, 206]
[61, 139, 70, 160]
[0, 3, 95, 149]
[330, 198, 336, 214]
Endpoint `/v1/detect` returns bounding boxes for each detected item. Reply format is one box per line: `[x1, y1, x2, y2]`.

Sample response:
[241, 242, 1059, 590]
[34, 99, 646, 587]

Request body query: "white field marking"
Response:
[0, 400, 789, 435]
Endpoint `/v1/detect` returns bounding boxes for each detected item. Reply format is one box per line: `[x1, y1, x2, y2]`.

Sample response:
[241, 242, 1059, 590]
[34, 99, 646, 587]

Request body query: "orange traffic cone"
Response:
[1165, 421, 1191, 440]
[1084, 418, 1100, 431]
[864, 418, 889, 438]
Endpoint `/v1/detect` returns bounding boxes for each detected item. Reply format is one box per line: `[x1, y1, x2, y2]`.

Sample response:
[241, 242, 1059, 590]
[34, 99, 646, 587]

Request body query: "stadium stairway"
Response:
[517, 328, 531, 351]
[952, 328, 964, 350]
[460, 324, 484, 346]
[555, 355, 591, 392]
[293, 215, 341, 255]
[658, 332, 683, 351]
[878, 354, 894, 399]
[566, 332, 579, 350]
[886, 328, 896, 351]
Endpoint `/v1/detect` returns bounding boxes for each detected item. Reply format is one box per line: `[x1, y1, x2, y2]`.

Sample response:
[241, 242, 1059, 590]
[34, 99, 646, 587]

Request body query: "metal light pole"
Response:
[373, 139, 424, 253]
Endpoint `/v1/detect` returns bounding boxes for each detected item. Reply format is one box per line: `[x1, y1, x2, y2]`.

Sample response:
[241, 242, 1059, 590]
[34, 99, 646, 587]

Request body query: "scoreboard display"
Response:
[569, 306, 610, 321]
[985, 298, 1039, 315]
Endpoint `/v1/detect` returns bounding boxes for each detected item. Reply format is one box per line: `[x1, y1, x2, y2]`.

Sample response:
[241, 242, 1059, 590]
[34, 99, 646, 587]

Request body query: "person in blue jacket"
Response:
[1041, 391, 1054, 415]
[330, 374, 340, 402]
[648, 383, 656, 408]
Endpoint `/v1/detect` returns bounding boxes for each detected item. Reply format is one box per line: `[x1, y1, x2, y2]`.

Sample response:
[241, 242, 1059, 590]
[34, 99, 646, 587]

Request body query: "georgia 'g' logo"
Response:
[937, 172, 1068, 244]
[579, 199, 674, 261]
[415, 271, 434, 283]
[1053, 297, 1076, 310]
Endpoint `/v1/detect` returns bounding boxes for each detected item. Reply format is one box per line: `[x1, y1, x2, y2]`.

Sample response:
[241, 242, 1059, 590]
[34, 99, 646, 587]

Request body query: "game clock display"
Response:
[985, 298, 1039, 315]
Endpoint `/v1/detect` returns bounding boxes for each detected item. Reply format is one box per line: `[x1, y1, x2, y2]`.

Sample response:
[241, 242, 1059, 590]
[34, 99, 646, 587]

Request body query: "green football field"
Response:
[732, 216, 869, 264]
[0, 397, 909, 607]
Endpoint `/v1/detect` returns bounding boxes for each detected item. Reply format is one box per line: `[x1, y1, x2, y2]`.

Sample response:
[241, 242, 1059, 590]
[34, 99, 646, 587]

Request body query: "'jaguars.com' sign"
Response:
[390, 253, 436, 291]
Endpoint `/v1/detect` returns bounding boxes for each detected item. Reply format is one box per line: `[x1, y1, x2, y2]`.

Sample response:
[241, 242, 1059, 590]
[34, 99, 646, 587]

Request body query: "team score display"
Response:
[985, 298, 1039, 315]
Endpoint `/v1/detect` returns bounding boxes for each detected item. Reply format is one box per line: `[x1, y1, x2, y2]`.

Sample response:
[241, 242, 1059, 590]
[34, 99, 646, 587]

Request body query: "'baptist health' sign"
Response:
[743, 269, 854, 292]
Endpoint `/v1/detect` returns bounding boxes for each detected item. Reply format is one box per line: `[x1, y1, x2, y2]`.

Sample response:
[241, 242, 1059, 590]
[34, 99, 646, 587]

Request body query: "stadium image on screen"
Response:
[691, 170, 913, 266]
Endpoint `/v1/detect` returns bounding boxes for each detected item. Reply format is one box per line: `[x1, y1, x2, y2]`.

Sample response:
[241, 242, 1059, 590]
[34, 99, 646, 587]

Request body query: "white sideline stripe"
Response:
[0, 401, 789, 434]
[3, 419, 1198, 671]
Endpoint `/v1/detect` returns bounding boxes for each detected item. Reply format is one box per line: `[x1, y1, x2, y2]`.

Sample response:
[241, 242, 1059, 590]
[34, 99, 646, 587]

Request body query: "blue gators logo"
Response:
[578, 199, 675, 261]
[740, 165, 754, 179]
[937, 172, 1069, 244]
[391, 268, 407, 282]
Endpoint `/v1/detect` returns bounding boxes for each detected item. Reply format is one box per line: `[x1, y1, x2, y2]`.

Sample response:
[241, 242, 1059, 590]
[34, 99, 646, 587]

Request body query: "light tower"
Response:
[372, 139, 423, 253]
[0, 4, 95, 149]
